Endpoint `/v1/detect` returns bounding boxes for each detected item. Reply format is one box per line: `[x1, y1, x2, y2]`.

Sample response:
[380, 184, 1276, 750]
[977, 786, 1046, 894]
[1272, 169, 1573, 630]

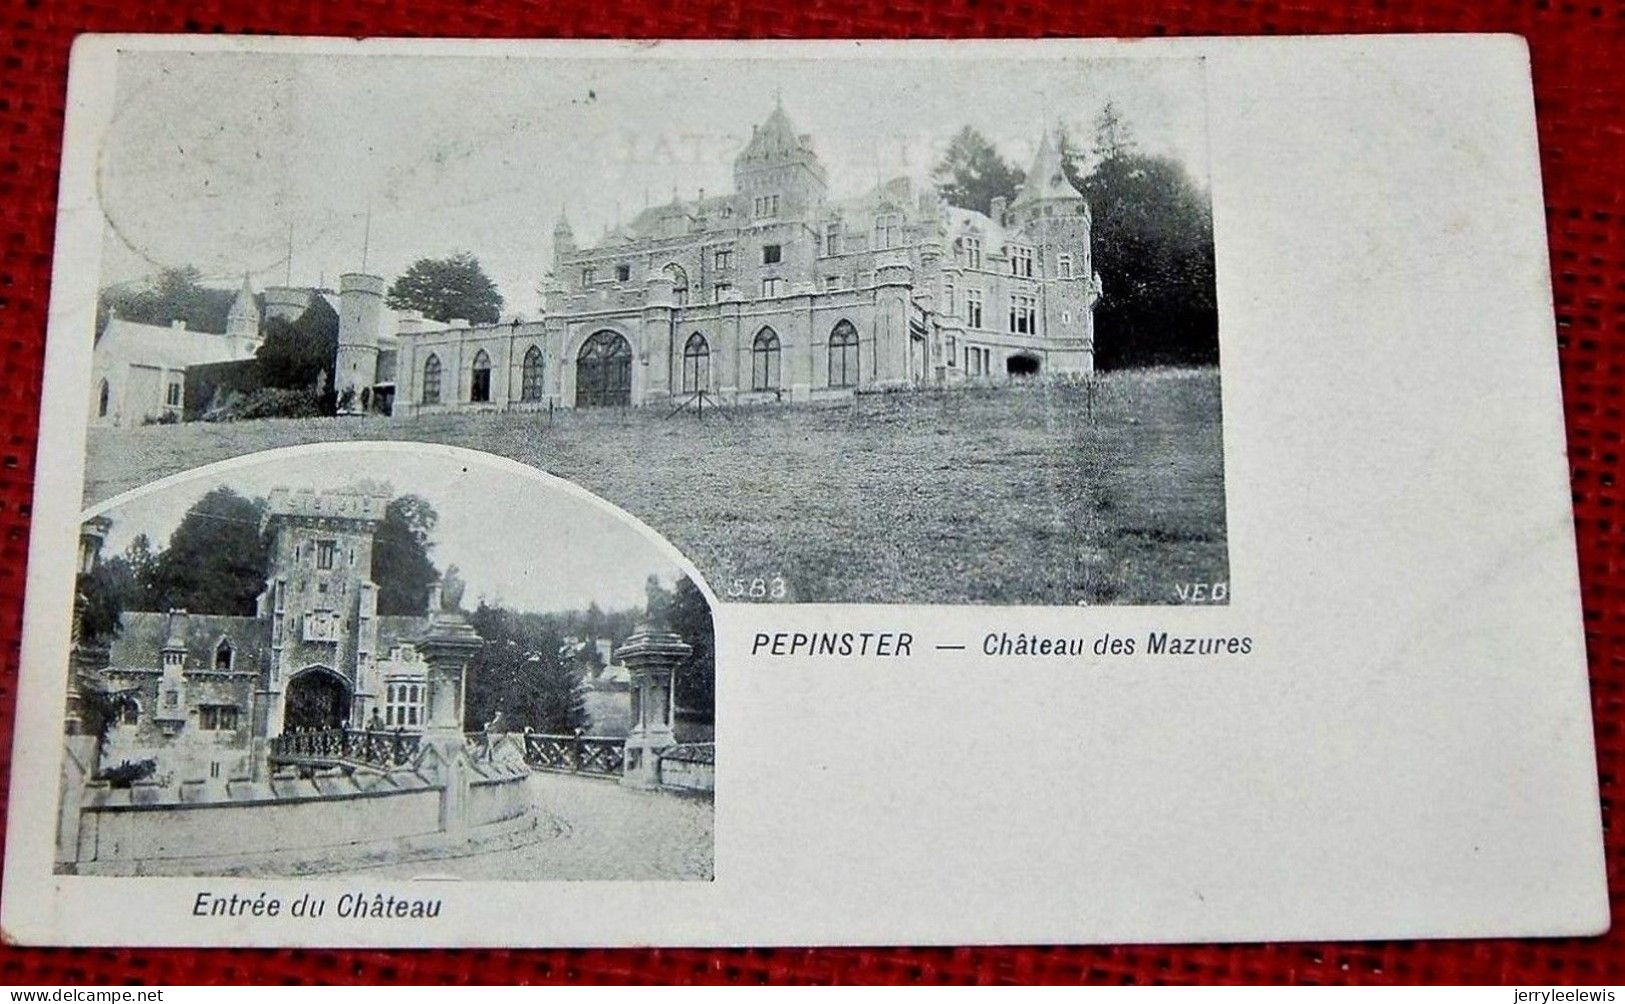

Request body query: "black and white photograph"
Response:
[59, 443, 715, 879]
[83, 47, 1226, 605]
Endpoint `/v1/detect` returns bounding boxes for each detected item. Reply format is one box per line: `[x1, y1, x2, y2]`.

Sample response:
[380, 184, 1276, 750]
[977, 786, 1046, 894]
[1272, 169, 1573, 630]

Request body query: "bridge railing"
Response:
[269, 728, 421, 770]
[521, 732, 626, 778]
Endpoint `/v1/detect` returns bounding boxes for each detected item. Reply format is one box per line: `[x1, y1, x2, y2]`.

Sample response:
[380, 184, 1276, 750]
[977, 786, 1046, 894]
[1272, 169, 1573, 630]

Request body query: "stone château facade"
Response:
[387, 102, 1102, 413]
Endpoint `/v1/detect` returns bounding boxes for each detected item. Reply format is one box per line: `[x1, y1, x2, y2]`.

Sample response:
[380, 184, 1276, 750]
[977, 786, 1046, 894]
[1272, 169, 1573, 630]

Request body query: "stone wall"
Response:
[70, 758, 530, 866]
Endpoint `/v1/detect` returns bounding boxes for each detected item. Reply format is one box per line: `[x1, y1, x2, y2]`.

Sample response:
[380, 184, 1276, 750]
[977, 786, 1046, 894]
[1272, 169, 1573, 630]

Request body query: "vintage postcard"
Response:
[0, 34, 1607, 945]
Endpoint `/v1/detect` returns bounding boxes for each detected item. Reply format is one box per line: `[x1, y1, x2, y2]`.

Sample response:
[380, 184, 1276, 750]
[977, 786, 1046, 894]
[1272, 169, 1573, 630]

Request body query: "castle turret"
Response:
[225, 274, 261, 356]
[732, 98, 828, 219]
[335, 272, 385, 414]
[1010, 130, 1098, 374]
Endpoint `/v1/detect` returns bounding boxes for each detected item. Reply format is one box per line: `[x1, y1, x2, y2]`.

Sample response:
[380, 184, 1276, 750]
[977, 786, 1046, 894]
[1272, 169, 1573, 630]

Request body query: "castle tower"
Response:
[732, 98, 828, 218]
[253, 489, 387, 772]
[335, 272, 385, 413]
[1010, 130, 1099, 374]
[225, 274, 261, 356]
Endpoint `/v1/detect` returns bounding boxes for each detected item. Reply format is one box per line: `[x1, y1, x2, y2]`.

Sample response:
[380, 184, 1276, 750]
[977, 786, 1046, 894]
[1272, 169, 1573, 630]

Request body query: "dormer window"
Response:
[963, 236, 983, 269]
[214, 639, 233, 671]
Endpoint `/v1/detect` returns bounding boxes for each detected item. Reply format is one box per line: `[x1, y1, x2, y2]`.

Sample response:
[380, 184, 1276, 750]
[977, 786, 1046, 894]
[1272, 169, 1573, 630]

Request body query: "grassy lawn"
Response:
[84, 368, 1229, 605]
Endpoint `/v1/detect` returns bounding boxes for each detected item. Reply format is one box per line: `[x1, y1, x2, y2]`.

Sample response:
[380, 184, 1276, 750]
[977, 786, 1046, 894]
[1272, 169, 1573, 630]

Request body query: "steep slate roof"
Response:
[735, 102, 815, 165]
[1013, 131, 1084, 206]
[96, 318, 248, 370]
[227, 275, 258, 326]
[377, 615, 431, 651]
[107, 611, 268, 673]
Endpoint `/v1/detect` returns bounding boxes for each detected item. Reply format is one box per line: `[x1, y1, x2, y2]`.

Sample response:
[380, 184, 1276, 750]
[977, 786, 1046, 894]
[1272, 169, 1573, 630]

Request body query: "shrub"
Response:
[96, 758, 157, 788]
[205, 386, 327, 422]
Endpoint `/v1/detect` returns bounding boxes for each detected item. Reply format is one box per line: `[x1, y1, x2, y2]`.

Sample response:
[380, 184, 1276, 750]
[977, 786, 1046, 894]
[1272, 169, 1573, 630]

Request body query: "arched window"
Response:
[521, 345, 544, 402]
[752, 328, 781, 391]
[664, 263, 689, 306]
[471, 349, 493, 403]
[215, 639, 233, 671]
[422, 354, 442, 405]
[119, 699, 140, 726]
[97, 379, 110, 418]
[829, 321, 860, 388]
[682, 333, 710, 394]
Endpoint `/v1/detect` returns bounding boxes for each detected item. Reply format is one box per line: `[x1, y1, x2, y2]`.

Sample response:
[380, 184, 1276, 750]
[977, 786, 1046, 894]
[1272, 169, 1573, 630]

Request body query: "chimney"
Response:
[990, 196, 1008, 225]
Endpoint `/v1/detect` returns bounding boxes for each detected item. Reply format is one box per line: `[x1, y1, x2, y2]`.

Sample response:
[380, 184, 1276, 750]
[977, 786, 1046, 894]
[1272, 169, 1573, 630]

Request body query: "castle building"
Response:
[387, 103, 1102, 414]
[94, 489, 435, 783]
[89, 275, 265, 428]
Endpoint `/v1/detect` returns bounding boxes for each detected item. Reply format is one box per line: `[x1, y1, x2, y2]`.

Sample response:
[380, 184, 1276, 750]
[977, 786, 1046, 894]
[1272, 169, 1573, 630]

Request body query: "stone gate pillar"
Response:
[414, 602, 482, 832]
[616, 624, 692, 789]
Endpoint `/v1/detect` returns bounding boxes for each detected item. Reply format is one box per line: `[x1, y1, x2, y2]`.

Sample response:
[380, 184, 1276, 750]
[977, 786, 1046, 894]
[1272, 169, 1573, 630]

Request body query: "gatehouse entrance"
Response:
[576, 331, 632, 407]
[284, 667, 351, 732]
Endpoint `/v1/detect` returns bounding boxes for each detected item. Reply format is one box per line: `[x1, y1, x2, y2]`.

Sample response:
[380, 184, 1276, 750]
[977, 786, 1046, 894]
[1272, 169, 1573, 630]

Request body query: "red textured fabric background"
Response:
[0, 0, 1619, 986]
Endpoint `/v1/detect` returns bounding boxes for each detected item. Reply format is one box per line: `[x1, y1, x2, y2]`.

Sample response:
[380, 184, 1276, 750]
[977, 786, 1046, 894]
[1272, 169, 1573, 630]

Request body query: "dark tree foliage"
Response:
[144, 487, 270, 616]
[372, 495, 441, 616]
[1052, 105, 1219, 369]
[96, 267, 238, 341]
[256, 293, 339, 395]
[464, 603, 587, 734]
[386, 252, 504, 325]
[932, 127, 1026, 218]
[77, 561, 136, 646]
[664, 576, 715, 723]
[1082, 152, 1218, 368]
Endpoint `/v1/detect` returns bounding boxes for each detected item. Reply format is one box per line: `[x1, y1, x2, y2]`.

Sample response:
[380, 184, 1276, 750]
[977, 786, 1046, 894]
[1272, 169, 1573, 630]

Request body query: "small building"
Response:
[90, 276, 263, 428]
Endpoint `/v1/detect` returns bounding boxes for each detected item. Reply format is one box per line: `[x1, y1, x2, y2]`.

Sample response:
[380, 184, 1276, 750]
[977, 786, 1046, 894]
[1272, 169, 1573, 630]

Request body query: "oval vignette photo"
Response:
[60, 443, 715, 880]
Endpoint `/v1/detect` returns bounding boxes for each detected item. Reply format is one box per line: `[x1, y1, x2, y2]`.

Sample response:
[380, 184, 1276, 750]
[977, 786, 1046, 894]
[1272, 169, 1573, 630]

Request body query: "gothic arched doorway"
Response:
[576, 331, 632, 407]
[284, 667, 351, 732]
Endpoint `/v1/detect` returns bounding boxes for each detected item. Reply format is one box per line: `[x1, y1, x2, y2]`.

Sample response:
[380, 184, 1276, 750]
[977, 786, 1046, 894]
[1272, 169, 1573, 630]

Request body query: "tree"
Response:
[372, 495, 440, 616]
[665, 576, 714, 725]
[1091, 100, 1136, 164]
[932, 127, 1026, 218]
[386, 252, 503, 325]
[255, 293, 338, 395]
[96, 266, 238, 340]
[144, 487, 270, 615]
[1082, 151, 1218, 368]
[465, 603, 587, 734]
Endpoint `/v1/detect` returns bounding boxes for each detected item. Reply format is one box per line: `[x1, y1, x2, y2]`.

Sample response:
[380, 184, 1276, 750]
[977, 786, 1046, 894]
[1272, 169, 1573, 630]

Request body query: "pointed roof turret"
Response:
[225, 273, 260, 343]
[736, 101, 816, 166]
[228, 273, 257, 324]
[1012, 130, 1083, 207]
